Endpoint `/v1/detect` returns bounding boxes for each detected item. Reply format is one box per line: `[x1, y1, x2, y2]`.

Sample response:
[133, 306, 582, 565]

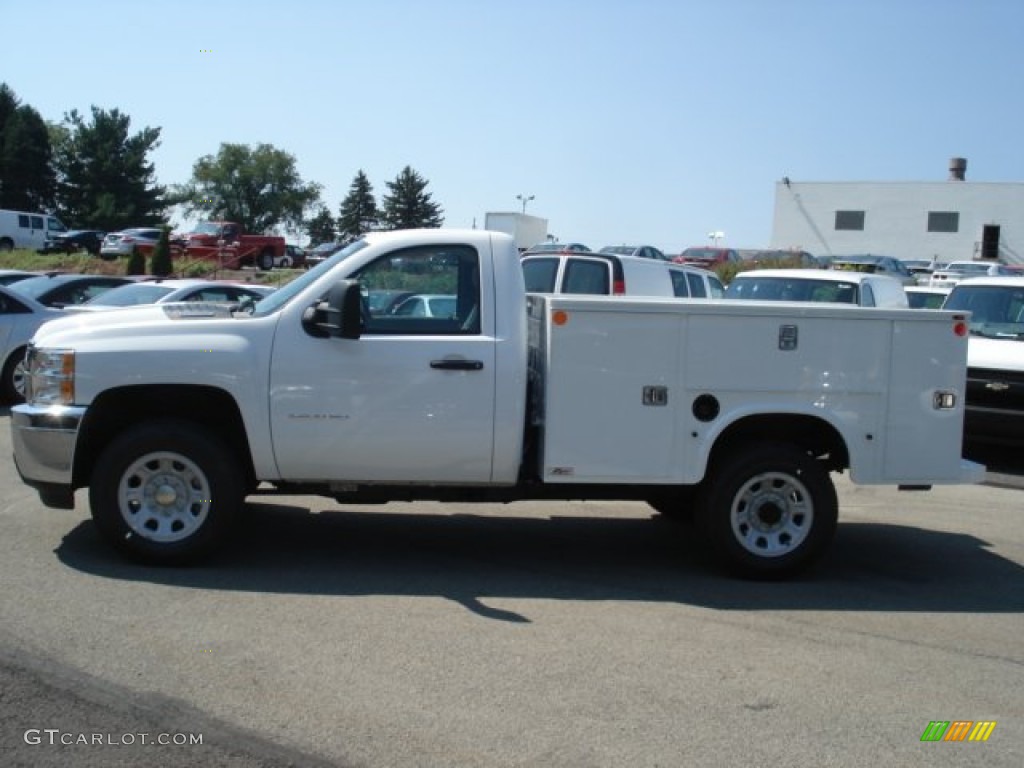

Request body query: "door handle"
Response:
[430, 359, 484, 371]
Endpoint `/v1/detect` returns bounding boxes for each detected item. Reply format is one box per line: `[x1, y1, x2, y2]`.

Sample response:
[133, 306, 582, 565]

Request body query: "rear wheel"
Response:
[696, 443, 837, 579]
[89, 420, 244, 564]
[258, 248, 275, 271]
[0, 238, 13, 252]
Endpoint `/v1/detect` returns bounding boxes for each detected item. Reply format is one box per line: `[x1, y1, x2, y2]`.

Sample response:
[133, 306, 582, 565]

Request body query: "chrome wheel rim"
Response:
[730, 471, 813, 557]
[12, 359, 27, 396]
[118, 451, 211, 543]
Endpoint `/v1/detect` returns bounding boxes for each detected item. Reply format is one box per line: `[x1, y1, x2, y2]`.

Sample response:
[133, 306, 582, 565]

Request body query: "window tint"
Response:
[0, 292, 30, 314]
[562, 259, 610, 294]
[686, 271, 707, 298]
[30, 215, 44, 229]
[354, 244, 480, 334]
[859, 284, 875, 306]
[18, 215, 29, 228]
[670, 270, 690, 297]
[522, 258, 559, 292]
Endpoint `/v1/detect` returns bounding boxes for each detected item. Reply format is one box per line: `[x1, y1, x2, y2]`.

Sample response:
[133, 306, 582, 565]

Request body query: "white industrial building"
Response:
[770, 158, 1023, 265]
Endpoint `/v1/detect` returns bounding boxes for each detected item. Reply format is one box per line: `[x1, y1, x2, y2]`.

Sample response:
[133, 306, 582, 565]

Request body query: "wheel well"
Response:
[73, 385, 256, 489]
[708, 414, 849, 472]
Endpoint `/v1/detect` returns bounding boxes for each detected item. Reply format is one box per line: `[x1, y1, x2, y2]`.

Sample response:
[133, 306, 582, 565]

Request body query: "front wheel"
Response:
[1, 348, 27, 404]
[696, 443, 837, 579]
[89, 420, 244, 564]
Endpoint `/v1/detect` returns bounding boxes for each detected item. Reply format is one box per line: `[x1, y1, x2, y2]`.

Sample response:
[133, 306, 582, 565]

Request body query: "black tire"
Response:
[695, 442, 837, 579]
[0, 238, 13, 252]
[89, 420, 244, 565]
[1, 348, 27, 404]
[258, 248, 275, 271]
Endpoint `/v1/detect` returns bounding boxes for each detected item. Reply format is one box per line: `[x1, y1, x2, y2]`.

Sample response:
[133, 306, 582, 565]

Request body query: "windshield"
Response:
[191, 222, 222, 235]
[944, 285, 1024, 339]
[7, 276, 65, 300]
[84, 283, 174, 306]
[250, 238, 369, 317]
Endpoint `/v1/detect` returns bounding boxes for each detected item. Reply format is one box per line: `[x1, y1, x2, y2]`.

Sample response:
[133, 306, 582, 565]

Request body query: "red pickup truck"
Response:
[177, 221, 286, 270]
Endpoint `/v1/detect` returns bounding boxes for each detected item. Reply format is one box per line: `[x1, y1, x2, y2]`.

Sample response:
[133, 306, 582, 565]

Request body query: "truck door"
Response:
[269, 243, 497, 483]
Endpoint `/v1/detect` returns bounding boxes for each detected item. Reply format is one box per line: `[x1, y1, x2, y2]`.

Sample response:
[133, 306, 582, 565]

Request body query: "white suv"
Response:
[521, 252, 724, 298]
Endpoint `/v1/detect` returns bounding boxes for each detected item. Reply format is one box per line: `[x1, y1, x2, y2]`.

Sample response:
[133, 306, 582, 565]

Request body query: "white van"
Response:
[0, 209, 68, 252]
[521, 251, 724, 298]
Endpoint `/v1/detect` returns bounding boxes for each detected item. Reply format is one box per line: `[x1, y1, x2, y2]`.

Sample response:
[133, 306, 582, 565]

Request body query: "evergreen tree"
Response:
[53, 106, 166, 231]
[306, 206, 337, 245]
[150, 225, 173, 276]
[380, 166, 444, 230]
[0, 84, 56, 210]
[126, 245, 146, 275]
[337, 170, 379, 239]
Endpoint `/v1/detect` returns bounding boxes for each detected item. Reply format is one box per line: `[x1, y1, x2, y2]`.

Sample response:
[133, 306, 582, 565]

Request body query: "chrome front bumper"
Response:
[11, 404, 86, 507]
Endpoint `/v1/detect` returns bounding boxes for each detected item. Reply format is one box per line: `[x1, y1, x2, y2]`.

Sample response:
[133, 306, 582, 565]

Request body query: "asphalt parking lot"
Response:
[0, 408, 1021, 768]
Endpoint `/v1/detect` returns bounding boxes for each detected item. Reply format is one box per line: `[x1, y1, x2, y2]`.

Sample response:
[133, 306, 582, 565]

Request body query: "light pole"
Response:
[516, 194, 535, 214]
[707, 231, 725, 247]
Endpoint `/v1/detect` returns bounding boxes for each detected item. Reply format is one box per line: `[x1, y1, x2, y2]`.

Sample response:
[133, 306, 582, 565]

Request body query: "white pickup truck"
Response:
[11, 229, 983, 578]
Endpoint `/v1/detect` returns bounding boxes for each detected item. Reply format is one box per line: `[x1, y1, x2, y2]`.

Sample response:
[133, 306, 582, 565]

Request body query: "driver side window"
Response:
[354, 244, 481, 335]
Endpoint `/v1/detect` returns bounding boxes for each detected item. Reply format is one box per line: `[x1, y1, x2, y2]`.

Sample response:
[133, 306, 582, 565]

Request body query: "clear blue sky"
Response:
[3, 0, 1023, 253]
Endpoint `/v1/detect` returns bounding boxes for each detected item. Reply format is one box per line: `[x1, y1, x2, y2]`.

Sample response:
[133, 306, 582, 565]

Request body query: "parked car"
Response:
[277, 244, 306, 268]
[522, 251, 724, 298]
[673, 246, 743, 270]
[388, 294, 458, 318]
[39, 229, 106, 256]
[0, 284, 64, 402]
[304, 241, 347, 269]
[67, 279, 275, 312]
[829, 254, 917, 286]
[0, 269, 39, 286]
[942, 276, 1024, 447]
[7, 274, 134, 308]
[900, 258, 946, 284]
[99, 228, 163, 259]
[522, 241, 591, 255]
[724, 268, 908, 308]
[928, 260, 1018, 288]
[905, 285, 952, 309]
[365, 289, 415, 316]
[599, 245, 668, 261]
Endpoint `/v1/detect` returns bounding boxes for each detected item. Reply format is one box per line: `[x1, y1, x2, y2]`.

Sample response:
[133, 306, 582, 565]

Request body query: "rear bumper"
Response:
[10, 404, 86, 508]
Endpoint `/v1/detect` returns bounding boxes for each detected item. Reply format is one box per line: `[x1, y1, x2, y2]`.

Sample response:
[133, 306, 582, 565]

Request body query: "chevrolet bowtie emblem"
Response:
[985, 381, 1010, 391]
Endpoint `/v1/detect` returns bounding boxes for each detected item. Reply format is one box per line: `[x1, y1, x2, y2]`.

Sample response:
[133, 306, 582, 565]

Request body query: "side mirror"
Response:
[325, 280, 363, 339]
[303, 279, 363, 339]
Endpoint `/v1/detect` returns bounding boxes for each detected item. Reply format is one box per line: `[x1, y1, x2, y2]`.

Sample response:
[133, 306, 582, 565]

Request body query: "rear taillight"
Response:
[613, 279, 625, 295]
[953, 317, 968, 337]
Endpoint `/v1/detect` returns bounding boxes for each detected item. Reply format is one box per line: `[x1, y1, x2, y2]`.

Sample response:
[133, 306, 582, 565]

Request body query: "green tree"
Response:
[53, 106, 166, 230]
[337, 170, 379, 239]
[150, 225, 173, 276]
[306, 205, 337, 245]
[379, 166, 443, 230]
[177, 143, 322, 235]
[0, 84, 56, 210]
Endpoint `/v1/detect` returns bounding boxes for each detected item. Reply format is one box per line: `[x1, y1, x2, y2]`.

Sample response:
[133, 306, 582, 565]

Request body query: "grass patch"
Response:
[0, 248, 302, 286]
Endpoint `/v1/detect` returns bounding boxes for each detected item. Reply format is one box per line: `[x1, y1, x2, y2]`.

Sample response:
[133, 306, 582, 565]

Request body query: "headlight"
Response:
[26, 347, 75, 405]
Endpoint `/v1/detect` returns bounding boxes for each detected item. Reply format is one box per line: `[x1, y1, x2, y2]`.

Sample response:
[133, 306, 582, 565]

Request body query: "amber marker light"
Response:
[552, 310, 568, 326]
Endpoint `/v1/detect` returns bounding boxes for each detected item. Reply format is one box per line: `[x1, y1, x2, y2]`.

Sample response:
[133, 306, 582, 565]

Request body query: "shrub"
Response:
[126, 245, 146, 275]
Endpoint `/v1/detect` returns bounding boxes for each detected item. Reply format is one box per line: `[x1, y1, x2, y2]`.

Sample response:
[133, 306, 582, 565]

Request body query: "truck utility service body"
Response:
[11, 229, 982, 577]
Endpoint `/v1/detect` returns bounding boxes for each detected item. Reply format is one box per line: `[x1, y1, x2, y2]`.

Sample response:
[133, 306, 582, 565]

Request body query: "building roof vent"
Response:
[949, 157, 967, 181]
